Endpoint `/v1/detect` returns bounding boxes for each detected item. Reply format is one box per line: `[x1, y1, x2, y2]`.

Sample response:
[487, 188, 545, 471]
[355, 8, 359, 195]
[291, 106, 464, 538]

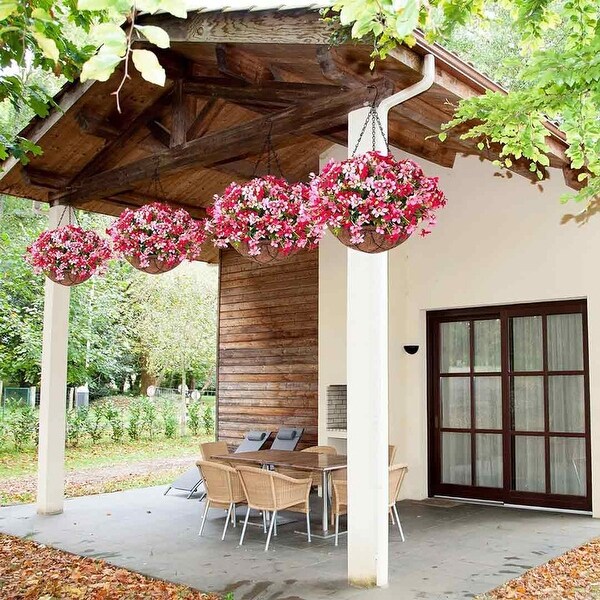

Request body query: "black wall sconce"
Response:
[403, 345, 419, 355]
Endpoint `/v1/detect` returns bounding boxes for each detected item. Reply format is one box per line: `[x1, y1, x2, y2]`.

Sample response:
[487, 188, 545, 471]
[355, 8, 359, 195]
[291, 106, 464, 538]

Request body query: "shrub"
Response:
[0, 419, 9, 450]
[86, 405, 106, 444]
[160, 400, 178, 439]
[140, 396, 159, 439]
[127, 397, 143, 441]
[103, 401, 125, 443]
[202, 404, 214, 436]
[187, 400, 201, 436]
[6, 404, 38, 450]
[66, 407, 89, 447]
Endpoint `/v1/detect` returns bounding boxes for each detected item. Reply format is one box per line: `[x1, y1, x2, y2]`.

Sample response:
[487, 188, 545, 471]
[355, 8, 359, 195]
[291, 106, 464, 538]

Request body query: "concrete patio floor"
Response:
[2, 486, 600, 600]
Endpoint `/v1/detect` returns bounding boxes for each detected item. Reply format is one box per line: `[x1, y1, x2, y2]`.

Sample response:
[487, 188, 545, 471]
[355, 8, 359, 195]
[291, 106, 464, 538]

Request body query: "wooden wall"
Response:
[217, 248, 318, 449]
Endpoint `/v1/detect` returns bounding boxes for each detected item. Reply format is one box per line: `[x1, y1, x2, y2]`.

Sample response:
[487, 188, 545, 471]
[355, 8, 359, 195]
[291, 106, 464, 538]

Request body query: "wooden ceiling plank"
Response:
[182, 78, 347, 104]
[56, 83, 392, 206]
[138, 11, 331, 45]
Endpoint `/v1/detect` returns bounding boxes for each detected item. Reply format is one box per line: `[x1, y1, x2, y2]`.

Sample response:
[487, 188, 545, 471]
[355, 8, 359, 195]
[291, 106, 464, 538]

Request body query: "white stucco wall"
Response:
[318, 143, 600, 515]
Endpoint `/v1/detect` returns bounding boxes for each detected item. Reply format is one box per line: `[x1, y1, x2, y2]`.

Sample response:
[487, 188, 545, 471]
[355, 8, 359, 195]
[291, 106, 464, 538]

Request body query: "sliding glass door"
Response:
[428, 301, 590, 511]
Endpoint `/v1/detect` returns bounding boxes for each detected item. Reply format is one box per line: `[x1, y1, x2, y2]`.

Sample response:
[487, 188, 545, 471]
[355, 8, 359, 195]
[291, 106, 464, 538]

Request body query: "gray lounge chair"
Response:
[270, 427, 304, 451]
[164, 430, 271, 498]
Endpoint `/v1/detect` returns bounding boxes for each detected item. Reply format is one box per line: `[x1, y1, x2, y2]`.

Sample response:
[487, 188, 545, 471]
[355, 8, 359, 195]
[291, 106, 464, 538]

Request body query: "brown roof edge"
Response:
[412, 31, 568, 147]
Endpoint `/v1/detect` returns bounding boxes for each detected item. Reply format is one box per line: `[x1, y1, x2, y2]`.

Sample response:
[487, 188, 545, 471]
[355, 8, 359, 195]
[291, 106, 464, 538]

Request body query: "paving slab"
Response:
[2, 487, 600, 599]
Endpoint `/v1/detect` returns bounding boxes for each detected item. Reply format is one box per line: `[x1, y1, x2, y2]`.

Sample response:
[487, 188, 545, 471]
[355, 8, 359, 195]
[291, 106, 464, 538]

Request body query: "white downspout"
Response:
[346, 53, 436, 589]
[378, 53, 436, 131]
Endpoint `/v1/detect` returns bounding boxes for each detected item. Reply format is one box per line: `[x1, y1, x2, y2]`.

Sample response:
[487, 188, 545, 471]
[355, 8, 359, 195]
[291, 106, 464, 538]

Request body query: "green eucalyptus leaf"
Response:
[32, 32, 60, 62]
[80, 52, 122, 82]
[134, 25, 170, 49]
[92, 22, 127, 55]
[0, 1, 18, 20]
[131, 49, 166, 86]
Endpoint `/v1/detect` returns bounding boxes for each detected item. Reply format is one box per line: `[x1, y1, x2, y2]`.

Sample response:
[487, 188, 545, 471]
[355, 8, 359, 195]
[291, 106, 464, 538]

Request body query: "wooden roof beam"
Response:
[216, 44, 274, 83]
[182, 78, 347, 105]
[187, 98, 225, 140]
[138, 10, 330, 45]
[55, 82, 392, 206]
[73, 86, 174, 181]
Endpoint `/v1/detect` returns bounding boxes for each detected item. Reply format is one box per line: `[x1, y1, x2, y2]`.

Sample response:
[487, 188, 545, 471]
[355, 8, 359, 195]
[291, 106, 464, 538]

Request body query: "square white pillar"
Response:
[346, 106, 389, 587]
[37, 204, 72, 515]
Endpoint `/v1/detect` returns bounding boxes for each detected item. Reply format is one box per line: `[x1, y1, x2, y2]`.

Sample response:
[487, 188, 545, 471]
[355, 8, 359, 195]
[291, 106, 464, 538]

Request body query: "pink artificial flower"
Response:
[25, 225, 112, 281]
[107, 202, 206, 267]
[309, 151, 447, 242]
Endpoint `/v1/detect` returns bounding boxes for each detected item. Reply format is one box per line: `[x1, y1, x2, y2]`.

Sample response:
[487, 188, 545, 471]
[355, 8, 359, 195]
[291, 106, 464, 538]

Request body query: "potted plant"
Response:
[25, 225, 112, 286]
[207, 176, 324, 264]
[107, 202, 206, 274]
[310, 151, 447, 253]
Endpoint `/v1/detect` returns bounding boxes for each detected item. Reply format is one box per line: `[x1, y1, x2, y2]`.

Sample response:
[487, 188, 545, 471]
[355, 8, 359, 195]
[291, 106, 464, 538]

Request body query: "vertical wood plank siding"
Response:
[217, 248, 319, 449]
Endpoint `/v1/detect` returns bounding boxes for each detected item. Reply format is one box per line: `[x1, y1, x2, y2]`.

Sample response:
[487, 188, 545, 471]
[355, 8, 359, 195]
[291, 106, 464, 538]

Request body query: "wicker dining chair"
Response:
[331, 464, 409, 546]
[196, 460, 247, 540]
[236, 465, 312, 551]
[200, 441, 229, 461]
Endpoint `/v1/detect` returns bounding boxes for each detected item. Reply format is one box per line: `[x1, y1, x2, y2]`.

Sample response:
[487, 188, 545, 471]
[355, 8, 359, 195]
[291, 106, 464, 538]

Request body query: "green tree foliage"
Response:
[0, 197, 218, 392]
[131, 263, 218, 391]
[0, 196, 138, 390]
[328, 0, 600, 209]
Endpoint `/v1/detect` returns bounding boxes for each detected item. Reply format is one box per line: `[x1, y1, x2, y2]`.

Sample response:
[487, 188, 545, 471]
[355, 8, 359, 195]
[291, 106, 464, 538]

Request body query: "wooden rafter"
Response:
[170, 79, 195, 147]
[55, 83, 392, 206]
[187, 98, 225, 140]
[182, 78, 347, 105]
[72, 86, 174, 182]
[216, 44, 274, 83]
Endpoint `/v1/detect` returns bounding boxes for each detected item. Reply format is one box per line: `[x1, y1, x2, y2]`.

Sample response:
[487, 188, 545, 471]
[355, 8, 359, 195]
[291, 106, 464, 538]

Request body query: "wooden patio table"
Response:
[215, 450, 347, 537]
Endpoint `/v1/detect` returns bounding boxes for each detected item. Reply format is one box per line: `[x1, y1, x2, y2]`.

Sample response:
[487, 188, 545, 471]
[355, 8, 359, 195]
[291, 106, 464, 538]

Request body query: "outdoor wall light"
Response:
[403, 345, 419, 355]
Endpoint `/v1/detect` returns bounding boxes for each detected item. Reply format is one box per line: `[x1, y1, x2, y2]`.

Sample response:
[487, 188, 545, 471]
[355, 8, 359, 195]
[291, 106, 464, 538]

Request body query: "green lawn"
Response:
[0, 435, 209, 479]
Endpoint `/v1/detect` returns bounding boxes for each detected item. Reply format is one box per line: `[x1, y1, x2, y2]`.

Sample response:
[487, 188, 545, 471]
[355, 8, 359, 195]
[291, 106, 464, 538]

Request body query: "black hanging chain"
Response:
[350, 89, 390, 157]
[57, 204, 80, 228]
[150, 163, 169, 203]
[251, 120, 285, 179]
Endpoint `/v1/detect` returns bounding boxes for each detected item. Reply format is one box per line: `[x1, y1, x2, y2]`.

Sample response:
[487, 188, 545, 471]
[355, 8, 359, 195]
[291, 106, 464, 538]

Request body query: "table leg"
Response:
[322, 470, 329, 534]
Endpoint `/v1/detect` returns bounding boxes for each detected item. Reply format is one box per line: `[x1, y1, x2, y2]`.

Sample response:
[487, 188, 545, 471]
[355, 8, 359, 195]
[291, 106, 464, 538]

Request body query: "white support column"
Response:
[346, 106, 389, 587]
[37, 204, 72, 515]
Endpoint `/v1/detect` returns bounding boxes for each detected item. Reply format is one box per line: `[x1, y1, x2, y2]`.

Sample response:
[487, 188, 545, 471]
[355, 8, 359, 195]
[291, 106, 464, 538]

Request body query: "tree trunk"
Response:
[139, 354, 157, 396]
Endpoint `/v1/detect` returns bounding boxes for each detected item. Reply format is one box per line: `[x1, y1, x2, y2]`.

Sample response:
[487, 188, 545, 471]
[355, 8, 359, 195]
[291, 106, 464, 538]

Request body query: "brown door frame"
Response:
[427, 299, 591, 511]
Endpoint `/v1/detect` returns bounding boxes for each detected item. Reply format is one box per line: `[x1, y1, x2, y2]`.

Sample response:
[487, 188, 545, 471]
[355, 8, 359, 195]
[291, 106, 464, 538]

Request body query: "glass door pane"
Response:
[511, 316, 543, 371]
[441, 321, 470, 373]
[512, 376, 544, 431]
[550, 437, 586, 496]
[514, 436, 546, 493]
[442, 432, 471, 485]
[476, 433, 502, 488]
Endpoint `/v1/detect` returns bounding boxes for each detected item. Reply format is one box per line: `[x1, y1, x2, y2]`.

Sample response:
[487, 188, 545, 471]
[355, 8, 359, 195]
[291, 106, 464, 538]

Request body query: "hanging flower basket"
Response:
[333, 226, 411, 254]
[25, 225, 111, 286]
[310, 151, 447, 253]
[207, 176, 324, 265]
[107, 202, 206, 274]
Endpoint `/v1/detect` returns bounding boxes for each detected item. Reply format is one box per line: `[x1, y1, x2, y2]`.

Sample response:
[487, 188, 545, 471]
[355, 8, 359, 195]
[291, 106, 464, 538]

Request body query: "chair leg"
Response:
[335, 514, 339, 547]
[232, 503, 236, 527]
[392, 504, 405, 542]
[199, 500, 211, 536]
[265, 510, 277, 552]
[262, 511, 267, 533]
[222, 503, 233, 540]
[239, 506, 251, 546]
[164, 487, 171, 496]
[274, 513, 278, 537]
[389, 507, 395, 525]
[306, 511, 312, 543]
